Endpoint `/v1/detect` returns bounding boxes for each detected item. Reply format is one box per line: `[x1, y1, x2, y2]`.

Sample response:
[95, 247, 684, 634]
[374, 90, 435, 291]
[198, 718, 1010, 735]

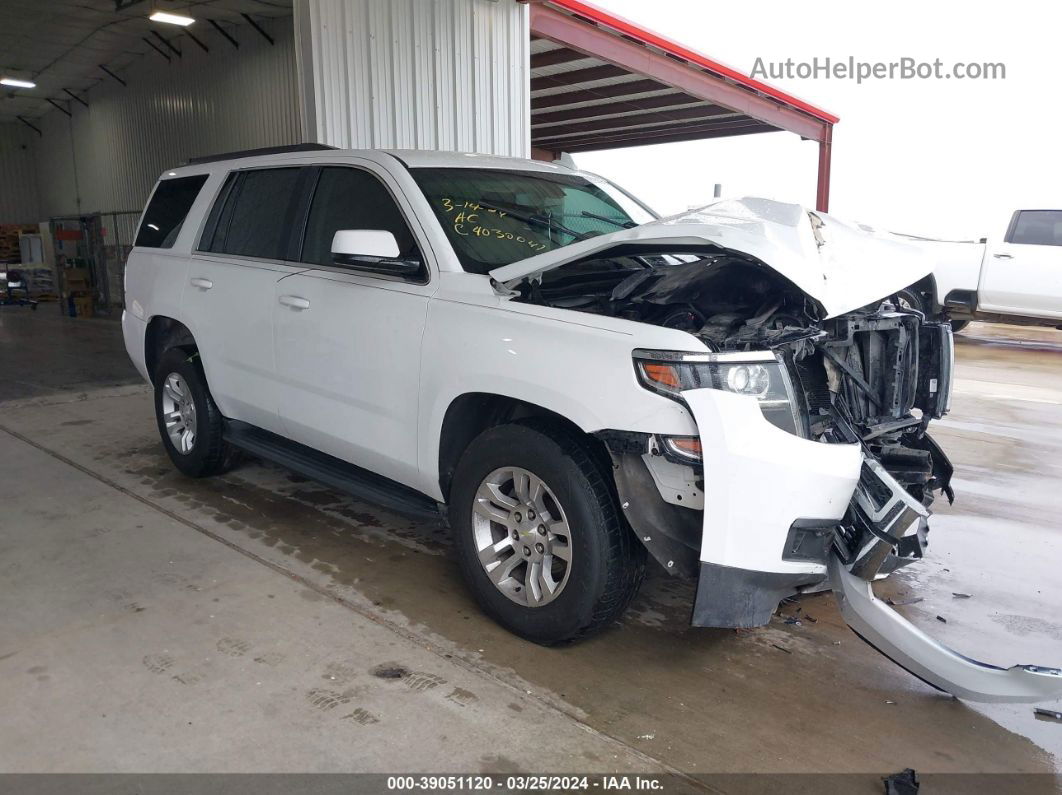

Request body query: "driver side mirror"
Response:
[330, 229, 422, 277]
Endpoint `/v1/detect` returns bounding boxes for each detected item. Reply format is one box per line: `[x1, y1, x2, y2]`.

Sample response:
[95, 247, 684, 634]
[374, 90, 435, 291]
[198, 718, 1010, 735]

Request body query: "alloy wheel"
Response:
[471, 466, 573, 607]
[160, 372, 197, 455]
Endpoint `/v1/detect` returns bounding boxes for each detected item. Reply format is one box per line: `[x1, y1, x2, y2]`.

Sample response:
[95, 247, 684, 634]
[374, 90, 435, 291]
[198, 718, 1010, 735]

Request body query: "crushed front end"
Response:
[504, 197, 1062, 701]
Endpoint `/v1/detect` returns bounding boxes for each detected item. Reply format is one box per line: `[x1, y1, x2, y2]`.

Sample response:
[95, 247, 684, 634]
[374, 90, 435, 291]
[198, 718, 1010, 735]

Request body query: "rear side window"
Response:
[301, 167, 419, 267]
[135, 175, 208, 248]
[1008, 210, 1062, 246]
[203, 167, 303, 259]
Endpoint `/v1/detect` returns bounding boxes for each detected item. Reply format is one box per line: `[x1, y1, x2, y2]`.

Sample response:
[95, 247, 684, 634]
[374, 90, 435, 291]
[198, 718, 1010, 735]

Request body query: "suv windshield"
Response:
[410, 167, 655, 274]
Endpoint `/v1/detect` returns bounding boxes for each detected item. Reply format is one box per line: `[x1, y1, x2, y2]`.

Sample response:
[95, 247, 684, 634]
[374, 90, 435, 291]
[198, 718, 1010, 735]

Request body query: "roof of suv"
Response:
[172, 145, 578, 177]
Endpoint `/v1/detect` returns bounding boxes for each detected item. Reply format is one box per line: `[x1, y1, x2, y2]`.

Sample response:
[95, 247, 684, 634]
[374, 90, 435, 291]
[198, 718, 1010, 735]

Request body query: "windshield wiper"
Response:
[473, 200, 591, 242]
[581, 210, 637, 230]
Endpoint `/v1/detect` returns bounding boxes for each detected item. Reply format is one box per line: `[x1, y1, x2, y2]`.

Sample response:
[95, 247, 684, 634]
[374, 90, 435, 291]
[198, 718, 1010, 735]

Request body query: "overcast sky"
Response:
[572, 0, 1060, 241]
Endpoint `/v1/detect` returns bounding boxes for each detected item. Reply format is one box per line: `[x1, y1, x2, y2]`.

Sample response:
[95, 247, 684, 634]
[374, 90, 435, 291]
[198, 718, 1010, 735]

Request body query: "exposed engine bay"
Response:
[513, 247, 955, 572]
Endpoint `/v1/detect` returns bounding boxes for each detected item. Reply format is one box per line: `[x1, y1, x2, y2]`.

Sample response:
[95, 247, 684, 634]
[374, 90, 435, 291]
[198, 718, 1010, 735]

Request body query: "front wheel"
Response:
[449, 420, 644, 645]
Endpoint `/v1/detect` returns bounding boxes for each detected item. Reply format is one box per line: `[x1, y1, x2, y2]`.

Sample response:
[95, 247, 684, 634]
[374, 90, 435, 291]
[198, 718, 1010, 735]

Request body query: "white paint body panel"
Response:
[274, 267, 434, 489]
[685, 388, 862, 575]
[978, 240, 1062, 319]
[416, 271, 699, 499]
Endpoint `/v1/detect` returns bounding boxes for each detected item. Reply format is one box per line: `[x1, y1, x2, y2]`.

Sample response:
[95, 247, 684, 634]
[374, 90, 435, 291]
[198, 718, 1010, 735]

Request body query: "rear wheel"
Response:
[153, 347, 236, 478]
[449, 420, 644, 645]
[949, 319, 970, 333]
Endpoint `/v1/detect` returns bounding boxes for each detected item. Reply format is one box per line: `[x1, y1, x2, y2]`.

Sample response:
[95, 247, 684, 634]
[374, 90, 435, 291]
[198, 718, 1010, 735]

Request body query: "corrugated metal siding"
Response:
[34, 16, 300, 218]
[0, 123, 41, 223]
[299, 0, 529, 157]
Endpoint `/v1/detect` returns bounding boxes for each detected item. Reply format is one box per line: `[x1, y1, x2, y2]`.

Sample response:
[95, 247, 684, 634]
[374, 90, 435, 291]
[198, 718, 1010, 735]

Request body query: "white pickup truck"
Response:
[909, 209, 1062, 331]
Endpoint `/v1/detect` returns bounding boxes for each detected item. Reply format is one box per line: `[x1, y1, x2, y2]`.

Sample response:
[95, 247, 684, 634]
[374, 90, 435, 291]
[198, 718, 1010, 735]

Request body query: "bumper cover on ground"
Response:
[829, 554, 1062, 703]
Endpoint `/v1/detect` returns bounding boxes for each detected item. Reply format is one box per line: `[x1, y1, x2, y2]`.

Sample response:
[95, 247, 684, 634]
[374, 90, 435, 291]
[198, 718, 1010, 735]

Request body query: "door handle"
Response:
[279, 295, 311, 310]
[190, 277, 213, 289]
[993, 253, 1013, 259]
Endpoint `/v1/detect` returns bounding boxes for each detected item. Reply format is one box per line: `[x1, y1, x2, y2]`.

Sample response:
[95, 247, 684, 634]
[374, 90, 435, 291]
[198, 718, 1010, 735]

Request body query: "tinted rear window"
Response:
[204, 167, 303, 259]
[135, 175, 208, 248]
[1009, 210, 1062, 246]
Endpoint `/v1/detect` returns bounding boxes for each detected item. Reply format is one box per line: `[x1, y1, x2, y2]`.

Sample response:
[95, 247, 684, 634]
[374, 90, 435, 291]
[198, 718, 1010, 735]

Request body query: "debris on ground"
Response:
[636, 733, 656, 740]
[1034, 707, 1062, 723]
[952, 592, 972, 599]
[771, 643, 792, 654]
[885, 700, 897, 705]
[804, 614, 818, 623]
[783, 616, 801, 626]
[936, 615, 947, 623]
[883, 768, 920, 795]
[885, 597, 924, 607]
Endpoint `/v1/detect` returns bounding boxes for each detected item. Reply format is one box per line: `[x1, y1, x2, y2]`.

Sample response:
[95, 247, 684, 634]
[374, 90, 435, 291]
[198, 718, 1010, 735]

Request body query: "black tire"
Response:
[449, 419, 645, 645]
[153, 347, 235, 478]
[950, 319, 970, 333]
[895, 287, 927, 315]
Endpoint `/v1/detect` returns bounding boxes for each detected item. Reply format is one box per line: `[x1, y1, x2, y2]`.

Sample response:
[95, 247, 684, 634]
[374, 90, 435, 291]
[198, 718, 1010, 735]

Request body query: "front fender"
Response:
[417, 288, 699, 500]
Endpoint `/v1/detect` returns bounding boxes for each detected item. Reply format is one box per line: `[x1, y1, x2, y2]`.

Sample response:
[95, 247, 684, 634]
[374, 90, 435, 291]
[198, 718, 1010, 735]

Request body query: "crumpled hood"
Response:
[489, 197, 934, 318]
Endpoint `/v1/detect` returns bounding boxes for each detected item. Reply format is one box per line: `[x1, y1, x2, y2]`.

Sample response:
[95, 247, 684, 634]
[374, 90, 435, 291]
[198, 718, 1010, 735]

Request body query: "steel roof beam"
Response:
[531, 78, 669, 110]
[532, 94, 722, 127]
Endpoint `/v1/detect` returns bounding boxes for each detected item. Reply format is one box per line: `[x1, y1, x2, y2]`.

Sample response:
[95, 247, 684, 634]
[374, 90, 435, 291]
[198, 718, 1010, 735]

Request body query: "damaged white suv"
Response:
[123, 145, 1062, 703]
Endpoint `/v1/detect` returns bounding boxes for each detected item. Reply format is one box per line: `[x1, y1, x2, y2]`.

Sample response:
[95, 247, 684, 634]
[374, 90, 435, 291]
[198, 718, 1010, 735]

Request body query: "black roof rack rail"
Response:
[185, 143, 338, 166]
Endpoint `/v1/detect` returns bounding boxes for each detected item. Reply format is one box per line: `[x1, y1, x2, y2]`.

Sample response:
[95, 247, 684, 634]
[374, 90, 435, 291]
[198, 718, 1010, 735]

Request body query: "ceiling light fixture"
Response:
[149, 11, 195, 26]
[1, 77, 36, 89]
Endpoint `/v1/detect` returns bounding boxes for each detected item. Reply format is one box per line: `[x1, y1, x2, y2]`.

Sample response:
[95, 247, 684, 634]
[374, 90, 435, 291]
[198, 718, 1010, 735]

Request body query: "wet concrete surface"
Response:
[1, 311, 1061, 778]
[0, 307, 140, 401]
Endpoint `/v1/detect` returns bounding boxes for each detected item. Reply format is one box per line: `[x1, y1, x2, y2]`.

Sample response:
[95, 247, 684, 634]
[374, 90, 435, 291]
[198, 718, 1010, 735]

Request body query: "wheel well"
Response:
[437, 393, 609, 503]
[901, 274, 939, 315]
[145, 316, 197, 379]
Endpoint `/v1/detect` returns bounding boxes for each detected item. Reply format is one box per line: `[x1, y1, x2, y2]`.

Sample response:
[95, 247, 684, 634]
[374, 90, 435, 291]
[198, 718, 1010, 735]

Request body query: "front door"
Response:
[273, 164, 436, 489]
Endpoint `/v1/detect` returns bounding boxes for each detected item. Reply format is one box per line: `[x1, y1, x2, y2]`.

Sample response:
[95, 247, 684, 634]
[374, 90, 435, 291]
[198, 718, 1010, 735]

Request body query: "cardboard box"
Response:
[73, 296, 94, 318]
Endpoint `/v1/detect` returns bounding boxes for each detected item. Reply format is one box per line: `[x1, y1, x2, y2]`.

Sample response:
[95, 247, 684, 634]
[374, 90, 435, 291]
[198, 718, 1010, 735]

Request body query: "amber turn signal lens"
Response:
[666, 437, 702, 458]
[641, 363, 681, 389]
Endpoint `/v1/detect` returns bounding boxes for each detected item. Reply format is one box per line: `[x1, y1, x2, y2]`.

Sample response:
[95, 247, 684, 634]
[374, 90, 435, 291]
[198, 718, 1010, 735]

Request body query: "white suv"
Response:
[123, 145, 1061, 702]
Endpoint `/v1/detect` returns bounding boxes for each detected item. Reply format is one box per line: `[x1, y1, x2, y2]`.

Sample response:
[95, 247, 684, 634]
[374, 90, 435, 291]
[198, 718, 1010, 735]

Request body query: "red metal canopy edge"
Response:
[539, 0, 839, 125]
[529, 0, 836, 211]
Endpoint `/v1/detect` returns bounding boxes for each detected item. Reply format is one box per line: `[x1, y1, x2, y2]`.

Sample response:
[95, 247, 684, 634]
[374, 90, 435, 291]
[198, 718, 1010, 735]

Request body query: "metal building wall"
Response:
[0, 123, 41, 223]
[32, 16, 300, 219]
[295, 0, 529, 157]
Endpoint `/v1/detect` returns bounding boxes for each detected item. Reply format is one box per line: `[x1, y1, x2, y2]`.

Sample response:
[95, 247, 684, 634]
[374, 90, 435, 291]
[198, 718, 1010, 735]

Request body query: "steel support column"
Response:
[816, 126, 833, 213]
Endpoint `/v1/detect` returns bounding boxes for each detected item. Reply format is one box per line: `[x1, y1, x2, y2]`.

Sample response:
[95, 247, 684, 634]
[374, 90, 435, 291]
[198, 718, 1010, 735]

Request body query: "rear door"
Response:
[979, 210, 1062, 319]
[273, 162, 436, 489]
[182, 166, 313, 433]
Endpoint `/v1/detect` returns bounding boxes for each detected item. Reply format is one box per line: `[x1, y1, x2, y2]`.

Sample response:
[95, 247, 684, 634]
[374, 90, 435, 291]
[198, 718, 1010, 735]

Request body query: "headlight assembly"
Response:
[633, 348, 806, 438]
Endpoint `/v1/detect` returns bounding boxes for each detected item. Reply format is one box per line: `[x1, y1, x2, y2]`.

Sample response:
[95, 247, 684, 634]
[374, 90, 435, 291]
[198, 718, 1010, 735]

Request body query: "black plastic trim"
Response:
[223, 420, 441, 521]
[186, 143, 336, 166]
[943, 288, 977, 313]
[691, 562, 821, 628]
[782, 519, 837, 563]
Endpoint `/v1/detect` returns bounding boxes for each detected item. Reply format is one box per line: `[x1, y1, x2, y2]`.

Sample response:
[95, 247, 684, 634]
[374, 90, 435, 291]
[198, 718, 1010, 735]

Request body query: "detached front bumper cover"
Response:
[829, 554, 1062, 703]
[829, 457, 1062, 703]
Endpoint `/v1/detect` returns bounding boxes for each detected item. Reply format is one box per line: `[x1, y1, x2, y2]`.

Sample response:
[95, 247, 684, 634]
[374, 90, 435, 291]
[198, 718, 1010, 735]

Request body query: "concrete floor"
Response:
[1, 306, 1061, 780]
